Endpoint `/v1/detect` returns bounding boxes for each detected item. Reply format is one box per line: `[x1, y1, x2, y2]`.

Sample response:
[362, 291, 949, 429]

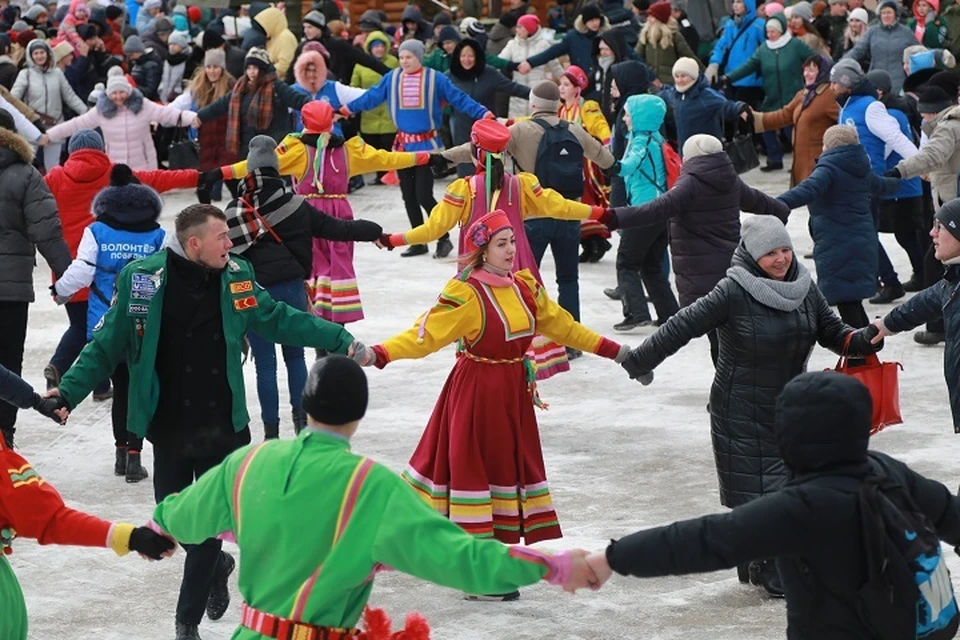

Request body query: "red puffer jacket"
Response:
[44, 148, 199, 301]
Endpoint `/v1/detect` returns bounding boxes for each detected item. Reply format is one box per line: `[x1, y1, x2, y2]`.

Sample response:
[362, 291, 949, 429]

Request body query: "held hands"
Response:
[348, 341, 377, 367]
[705, 63, 720, 86]
[870, 318, 891, 345]
[128, 526, 177, 561]
[375, 234, 396, 250]
[517, 61, 532, 75]
[41, 388, 69, 423]
[619, 348, 654, 385]
[585, 551, 613, 589]
[37, 134, 50, 146]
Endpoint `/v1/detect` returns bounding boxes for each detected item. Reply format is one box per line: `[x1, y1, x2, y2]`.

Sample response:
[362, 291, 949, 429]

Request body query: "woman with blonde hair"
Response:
[635, 0, 700, 86]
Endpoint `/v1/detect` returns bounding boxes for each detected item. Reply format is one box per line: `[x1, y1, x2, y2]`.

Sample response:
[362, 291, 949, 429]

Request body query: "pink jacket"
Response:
[46, 89, 196, 170]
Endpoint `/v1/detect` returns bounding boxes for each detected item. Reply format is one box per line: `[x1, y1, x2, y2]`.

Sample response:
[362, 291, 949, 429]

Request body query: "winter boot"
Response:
[736, 563, 751, 584]
[613, 316, 654, 332]
[292, 409, 307, 435]
[914, 330, 946, 346]
[603, 287, 622, 300]
[1, 428, 13, 449]
[175, 622, 202, 640]
[400, 244, 429, 257]
[760, 161, 784, 172]
[206, 551, 236, 620]
[748, 559, 785, 598]
[263, 422, 280, 440]
[587, 237, 612, 263]
[43, 363, 60, 391]
[463, 590, 521, 601]
[869, 283, 905, 305]
[125, 450, 148, 483]
[114, 446, 127, 476]
[903, 274, 924, 292]
[434, 236, 454, 259]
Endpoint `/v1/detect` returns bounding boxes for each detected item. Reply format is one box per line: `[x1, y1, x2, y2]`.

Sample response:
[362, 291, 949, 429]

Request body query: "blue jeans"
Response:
[247, 279, 309, 425]
[762, 125, 793, 165]
[524, 218, 581, 321]
[878, 241, 901, 287]
[50, 301, 110, 394]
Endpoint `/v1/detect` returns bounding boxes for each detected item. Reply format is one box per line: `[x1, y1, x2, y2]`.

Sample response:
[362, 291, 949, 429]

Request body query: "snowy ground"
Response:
[13, 157, 960, 640]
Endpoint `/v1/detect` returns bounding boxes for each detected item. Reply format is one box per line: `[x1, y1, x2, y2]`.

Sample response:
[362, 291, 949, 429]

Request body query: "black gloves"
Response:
[620, 352, 655, 385]
[378, 233, 396, 250]
[602, 161, 621, 179]
[128, 526, 176, 560]
[327, 134, 345, 148]
[429, 153, 450, 178]
[883, 167, 902, 179]
[32, 393, 67, 423]
[351, 219, 383, 241]
[199, 168, 222, 191]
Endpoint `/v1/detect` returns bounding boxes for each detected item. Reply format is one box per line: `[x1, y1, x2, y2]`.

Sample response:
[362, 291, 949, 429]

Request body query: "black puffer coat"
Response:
[613, 152, 790, 307]
[626, 247, 878, 507]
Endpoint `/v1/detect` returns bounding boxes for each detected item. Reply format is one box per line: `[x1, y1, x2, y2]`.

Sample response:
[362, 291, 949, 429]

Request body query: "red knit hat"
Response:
[16, 30, 36, 48]
[517, 14, 539, 35]
[301, 101, 334, 134]
[647, 1, 672, 23]
[470, 118, 510, 153]
[187, 5, 202, 23]
[465, 210, 513, 253]
[563, 65, 589, 90]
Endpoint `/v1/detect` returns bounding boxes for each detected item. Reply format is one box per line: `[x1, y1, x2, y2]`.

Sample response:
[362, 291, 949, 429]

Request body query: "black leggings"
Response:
[397, 165, 444, 239]
[111, 363, 142, 450]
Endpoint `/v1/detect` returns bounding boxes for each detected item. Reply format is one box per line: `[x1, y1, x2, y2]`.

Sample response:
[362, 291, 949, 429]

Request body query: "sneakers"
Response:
[760, 162, 784, 172]
[463, 590, 520, 602]
[869, 284, 905, 305]
[125, 450, 148, 483]
[914, 330, 946, 346]
[401, 244, 429, 258]
[434, 236, 454, 259]
[206, 551, 235, 621]
[175, 622, 201, 640]
[902, 275, 924, 292]
[114, 446, 127, 476]
[43, 363, 60, 391]
[603, 287, 622, 301]
[614, 316, 654, 332]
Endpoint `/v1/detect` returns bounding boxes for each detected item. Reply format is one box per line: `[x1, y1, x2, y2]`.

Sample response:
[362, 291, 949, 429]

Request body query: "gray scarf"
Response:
[727, 262, 812, 312]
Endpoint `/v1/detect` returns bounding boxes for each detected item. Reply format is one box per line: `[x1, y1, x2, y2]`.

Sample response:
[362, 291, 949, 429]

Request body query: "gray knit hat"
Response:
[934, 199, 960, 241]
[168, 31, 189, 50]
[682, 134, 722, 159]
[247, 135, 279, 172]
[830, 58, 864, 89]
[741, 216, 793, 261]
[398, 39, 425, 62]
[787, 1, 813, 21]
[67, 128, 104, 153]
[822, 124, 859, 150]
[529, 80, 559, 111]
[203, 47, 225, 68]
[123, 34, 145, 55]
[302, 10, 325, 29]
[106, 70, 132, 95]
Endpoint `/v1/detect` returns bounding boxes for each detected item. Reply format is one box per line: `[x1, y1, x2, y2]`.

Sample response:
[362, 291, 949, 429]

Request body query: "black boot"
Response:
[760, 161, 783, 172]
[588, 237, 612, 263]
[125, 450, 148, 483]
[914, 330, 946, 346]
[263, 422, 279, 440]
[401, 244, 429, 257]
[869, 283, 906, 305]
[736, 563, 751, 584]
[292, 409, 307, 435]
[603, 287, 622, 300]
[1, 428, 12, 449]
[434, 236, 454, 259]
[206, 551, 235, 620]
[114, 446, 127, 476]
[903, 275, 924, 292]
[175, 622, 201, 640]
[749, 559, 785, 598]
[613, 316, 654, 332]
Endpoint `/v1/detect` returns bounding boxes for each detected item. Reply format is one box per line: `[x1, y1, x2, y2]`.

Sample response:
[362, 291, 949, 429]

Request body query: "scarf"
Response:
[224, 169, 304, 253]
[226, 73, 276, 156]
[802, 57, 832, 110]
[727, 261, 812, 312]
[766, 31, 793, 50]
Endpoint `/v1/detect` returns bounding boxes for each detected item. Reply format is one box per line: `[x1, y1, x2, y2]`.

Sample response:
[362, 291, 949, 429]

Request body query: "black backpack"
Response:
[531, 118, 584, 200]
[816, 474, 959, 640]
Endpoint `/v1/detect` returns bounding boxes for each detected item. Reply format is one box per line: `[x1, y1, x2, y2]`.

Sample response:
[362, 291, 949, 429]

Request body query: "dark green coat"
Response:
[727, 37, 816, 111]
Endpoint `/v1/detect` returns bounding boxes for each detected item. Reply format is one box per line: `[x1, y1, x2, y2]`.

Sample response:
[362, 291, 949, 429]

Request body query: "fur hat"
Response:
[822, 124, 859, 150]
[529, 80, 560, 111]
[302, 355, 368, 426]
[398, 39, 425, 62]
[917, 85, 954, 114]
[244, 46, 272, 72]
[646, 0, 671, 23]
[741, 216, 793, 261]
[246, 135, 279, 172]
[203, 47, 225, 68]
[67, 128, 104, 153]
[580, 2, 603, 23]
[672, 56, 699, 80]
[122, 34, 144, 55]
[681, 134, 722, 159]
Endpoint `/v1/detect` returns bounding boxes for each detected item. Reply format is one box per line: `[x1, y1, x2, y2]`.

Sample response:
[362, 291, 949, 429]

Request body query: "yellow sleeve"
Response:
[581, 100, 611, 144]
[379, 279, 482, 362]
[345, 136, 422, 176]
[224, 134, 308, 180]
[517, 173, 592, 221]
[519, 270, 606, 354]
[399, 178, 473, 246]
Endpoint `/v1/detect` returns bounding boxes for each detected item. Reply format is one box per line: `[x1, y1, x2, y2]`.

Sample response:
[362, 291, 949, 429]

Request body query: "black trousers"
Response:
[153, 444, 232, 625]
[616, 227, 679, 323]
[363, 133, 396, 179]
[0, 301, 29, 444]
[110, 363, 142, 450]
[837, 300, 869, 328]
[397, 165, 446, 241]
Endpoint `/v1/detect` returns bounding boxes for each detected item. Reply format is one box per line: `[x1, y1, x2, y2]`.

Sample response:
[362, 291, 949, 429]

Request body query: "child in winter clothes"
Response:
[613, 94, 679, 331]
[910, 0, 950, 48]
[351, 31, 398, 184]
[157, 31, 191, 103]
[53, 164, 167, 483]
[291, 47, 365, 135]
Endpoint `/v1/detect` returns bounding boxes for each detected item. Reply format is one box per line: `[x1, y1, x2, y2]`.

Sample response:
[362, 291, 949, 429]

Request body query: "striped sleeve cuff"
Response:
[107, 522, 136, 556]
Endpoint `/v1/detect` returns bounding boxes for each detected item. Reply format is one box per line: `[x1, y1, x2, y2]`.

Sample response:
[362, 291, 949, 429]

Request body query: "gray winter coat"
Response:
[843, 22, 918, 93]
[11, 40, 87, 121]
[896, 105, 960, 207]
[0, 127, 71, 301]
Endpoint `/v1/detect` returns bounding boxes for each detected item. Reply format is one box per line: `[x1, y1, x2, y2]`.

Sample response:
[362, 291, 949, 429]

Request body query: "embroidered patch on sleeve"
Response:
[234, 295, 258, 311]
[8, 463, 44, 489]
[230, 280, 253, 294]
[130, 273, 158, 301]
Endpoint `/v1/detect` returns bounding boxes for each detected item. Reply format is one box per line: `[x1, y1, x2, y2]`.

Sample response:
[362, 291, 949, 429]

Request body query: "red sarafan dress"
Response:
[371, 267, 622, 544]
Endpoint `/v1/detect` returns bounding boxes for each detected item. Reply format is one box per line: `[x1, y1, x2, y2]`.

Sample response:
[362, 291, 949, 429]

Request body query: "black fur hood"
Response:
[92, 182, 163, 230]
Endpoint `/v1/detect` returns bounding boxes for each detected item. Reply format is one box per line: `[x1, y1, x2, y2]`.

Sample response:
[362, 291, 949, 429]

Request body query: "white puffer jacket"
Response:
[498, 29, 564, 119]
[46, 89, 197, 170]
[11, 40, 88, 122]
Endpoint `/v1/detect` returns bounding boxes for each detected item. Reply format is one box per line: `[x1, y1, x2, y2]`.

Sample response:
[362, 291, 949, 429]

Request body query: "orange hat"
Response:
[470, 118, 510, 153]
[465, 210, 513, 253]
[563, 65, 589, 91]
[301, 100, 334, 134]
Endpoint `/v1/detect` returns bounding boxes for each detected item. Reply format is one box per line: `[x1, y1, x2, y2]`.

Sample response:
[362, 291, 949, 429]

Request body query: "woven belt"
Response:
[459, 351, 524, 365]
[240, 603, 360, 640]
[393, 130, 438, 151]
[302, 193, 347, 199]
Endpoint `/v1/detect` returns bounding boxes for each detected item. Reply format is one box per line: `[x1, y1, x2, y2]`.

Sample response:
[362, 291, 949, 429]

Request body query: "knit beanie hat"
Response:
[822, 124, 859, 150]
[788, 1, 813, 21]
[153, 16, 173, 33]
[143, 0, 161, 11]
[168, 31, 189, 50]
[432, 11, 451, 27]
[466, 20, 486, 39]
[204, 47, 225, 68]
[764, 2, 785, 16]
[847, 7, 869, 23]
[24, 5, 46, 21]
[498, 12, 518, 28]
[10, 19, 27, 32]
[459, 16, 479, 35]
[580, 3, 603, 23]
[246, 135, 279, 172]
[106, 72, 132, 95]
[646, 0, 671, 23]
[105, 5, 123, 21]
[830, 57, 864, 89]
[302, 355, 368, 426]
[76, 23, 96, 41]
[741, 216, 793, 261]
[245, 46, 272, 72]
[865, 69, 893, 95]
[437, 24, 459, 44]
[202, 29, 224, 50]
[935, 198, 960, 241]
[123, 34, 144, 55]
[67, 128, 103, 153]
[517, 14, 540, 35]
[302, 10, 325, 29]
[398, 39, 425, 62]
[187, 6, 202, 23]
[878, 0, 899, 13]
[358, 9, 382, 32]
[672, 56, 699, 80]
[682, 134, 722, 159]
[918, 85, 954, 113]
[529, 80, 560, 111]
[15, 30, 36, 48]
[766, 16, 785, 33]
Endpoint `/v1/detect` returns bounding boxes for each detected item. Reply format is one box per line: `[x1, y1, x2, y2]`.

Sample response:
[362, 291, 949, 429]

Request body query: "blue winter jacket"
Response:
[620, 94, 667, 206]
[660, 76, 744, 154]
[527, 15, 606, 89]
[777, 144, 900, 305]
[708, 0, 765, 87]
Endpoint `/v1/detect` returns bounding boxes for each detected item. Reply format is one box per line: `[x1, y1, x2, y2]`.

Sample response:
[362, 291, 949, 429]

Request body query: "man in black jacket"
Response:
[576, 370, 960, 638]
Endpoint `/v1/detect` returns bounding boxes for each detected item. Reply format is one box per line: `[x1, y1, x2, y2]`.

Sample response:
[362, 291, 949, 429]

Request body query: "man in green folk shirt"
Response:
[151, 355, 597, 639]
[50, 204, 367, 640]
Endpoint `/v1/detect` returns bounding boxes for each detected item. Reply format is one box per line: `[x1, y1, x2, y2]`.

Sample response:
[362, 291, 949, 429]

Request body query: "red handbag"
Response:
[831, 333, 904, 434]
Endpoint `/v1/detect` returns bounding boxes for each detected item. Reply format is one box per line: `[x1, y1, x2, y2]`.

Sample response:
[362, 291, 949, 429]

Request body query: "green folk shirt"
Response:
[152, 430, 558, 635]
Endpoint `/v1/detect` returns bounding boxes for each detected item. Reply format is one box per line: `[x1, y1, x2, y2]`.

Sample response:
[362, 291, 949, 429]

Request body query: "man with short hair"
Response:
[50, 204, 366, 640]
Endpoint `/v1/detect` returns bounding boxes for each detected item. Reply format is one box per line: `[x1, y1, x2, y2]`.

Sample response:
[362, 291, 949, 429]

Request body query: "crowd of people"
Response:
[4, 0, 960, 639]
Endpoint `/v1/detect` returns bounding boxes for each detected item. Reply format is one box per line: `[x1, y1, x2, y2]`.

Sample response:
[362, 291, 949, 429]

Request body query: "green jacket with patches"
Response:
[58, 248, 354, 438]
